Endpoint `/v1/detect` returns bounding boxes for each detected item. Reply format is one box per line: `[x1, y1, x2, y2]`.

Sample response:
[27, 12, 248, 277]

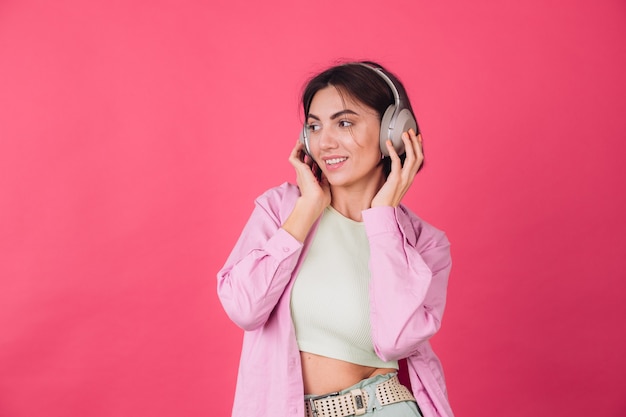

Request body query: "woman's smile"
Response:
[323, 156, 348, 169]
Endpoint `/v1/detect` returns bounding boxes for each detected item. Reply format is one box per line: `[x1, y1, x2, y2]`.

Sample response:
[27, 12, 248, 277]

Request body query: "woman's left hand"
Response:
[371, 128, 423, 208]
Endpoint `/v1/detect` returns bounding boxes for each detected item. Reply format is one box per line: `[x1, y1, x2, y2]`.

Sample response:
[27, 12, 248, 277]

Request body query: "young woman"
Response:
[217, 61, 453, 417]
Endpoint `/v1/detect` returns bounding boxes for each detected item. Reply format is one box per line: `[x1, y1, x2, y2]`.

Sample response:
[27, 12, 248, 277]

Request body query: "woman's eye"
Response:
[339, 120, 352, 128]
[306, 123, 320, 132]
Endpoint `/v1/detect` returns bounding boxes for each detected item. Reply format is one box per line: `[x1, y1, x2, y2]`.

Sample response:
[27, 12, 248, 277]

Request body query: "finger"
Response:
[289, 140, 302, 159]
[401, 131, 416, 162]
[412, 131, 423, 157]
[289, 141, 307, 165]
[387, 138, 403, 159]
[385, 139, 403, 170]
[399, 132, 418, 178]
[405, 130, 423, 171]
[414, 134, 424, 167]
[410, 129, 423, 155]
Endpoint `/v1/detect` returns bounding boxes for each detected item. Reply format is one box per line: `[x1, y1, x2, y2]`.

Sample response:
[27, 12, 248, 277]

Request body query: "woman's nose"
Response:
[318, 128, 338, 150]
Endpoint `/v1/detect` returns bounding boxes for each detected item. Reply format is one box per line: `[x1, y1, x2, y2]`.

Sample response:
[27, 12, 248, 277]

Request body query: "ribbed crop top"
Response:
[290, 206, 399, 369]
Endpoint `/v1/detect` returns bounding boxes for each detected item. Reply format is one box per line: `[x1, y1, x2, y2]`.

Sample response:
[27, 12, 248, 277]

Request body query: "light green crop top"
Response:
[290, 206, 398, 369]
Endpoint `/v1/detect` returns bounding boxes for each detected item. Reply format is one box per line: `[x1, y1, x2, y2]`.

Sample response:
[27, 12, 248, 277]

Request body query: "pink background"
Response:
[1, 0, 625, 416]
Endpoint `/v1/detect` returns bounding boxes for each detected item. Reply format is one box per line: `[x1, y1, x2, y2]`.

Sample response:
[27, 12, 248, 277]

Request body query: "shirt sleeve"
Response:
[362, 206, 452, 362]
[217, 189, 303, 331]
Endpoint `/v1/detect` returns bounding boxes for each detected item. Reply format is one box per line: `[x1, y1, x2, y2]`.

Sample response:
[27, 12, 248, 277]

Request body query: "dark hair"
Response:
[302, 60, 422, 177]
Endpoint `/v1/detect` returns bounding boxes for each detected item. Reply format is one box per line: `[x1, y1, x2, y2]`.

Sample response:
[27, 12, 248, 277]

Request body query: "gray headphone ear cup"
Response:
[380, 105, 397, 156]
[380, 107, 417, 156]
[299, 126, 311, 156]
[395, 108, 418, 153]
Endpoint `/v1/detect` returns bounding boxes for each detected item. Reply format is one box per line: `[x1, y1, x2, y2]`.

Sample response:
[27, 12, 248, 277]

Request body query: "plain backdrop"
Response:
[1, 0, 625, 416]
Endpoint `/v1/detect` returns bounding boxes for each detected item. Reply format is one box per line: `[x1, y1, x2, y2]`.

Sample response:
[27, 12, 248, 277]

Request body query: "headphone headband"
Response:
[355, 63, 402, 107]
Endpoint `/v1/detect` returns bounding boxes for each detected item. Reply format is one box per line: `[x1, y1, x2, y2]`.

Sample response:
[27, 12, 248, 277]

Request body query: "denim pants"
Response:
[304, 373, 422, 416]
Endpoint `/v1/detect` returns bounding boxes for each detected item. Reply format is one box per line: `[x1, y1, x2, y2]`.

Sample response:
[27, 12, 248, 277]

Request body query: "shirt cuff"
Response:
[362, 206, 401, 237]
[265, 227, 303, 262]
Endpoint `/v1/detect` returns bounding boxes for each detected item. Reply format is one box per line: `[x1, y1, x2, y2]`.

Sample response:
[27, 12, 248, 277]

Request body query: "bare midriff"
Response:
[300, 351, 397, 395]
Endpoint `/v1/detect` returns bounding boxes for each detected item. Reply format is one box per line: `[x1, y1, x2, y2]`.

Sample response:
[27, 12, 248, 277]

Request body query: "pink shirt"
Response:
[217, 182, 454, 417]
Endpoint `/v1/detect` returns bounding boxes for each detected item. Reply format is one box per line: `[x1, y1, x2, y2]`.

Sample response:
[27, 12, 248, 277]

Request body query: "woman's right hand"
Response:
[288, 141, 331, 211]
[283, 141, 331, 242]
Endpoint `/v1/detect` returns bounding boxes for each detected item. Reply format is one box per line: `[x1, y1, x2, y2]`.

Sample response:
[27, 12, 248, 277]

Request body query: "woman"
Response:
[217, 61, 453, 417]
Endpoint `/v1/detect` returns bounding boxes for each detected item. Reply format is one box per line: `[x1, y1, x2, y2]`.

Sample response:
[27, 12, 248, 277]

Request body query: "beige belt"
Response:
[304, 374, 415, 417]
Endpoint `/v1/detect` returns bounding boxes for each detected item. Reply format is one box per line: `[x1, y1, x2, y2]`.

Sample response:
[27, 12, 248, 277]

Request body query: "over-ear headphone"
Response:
[299, 62, 417, 157]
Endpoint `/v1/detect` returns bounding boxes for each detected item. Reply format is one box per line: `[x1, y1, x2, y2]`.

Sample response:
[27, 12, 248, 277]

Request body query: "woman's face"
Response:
[306, 86, 383, 190]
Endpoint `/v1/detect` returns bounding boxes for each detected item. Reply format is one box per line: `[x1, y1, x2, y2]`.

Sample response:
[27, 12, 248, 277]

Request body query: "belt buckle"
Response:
[350, 389, 366, 416]
[307, 391, 340, 417]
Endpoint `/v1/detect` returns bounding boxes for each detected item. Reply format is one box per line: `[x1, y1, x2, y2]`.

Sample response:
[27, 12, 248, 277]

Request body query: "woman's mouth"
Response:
[325, 157, 347, 166]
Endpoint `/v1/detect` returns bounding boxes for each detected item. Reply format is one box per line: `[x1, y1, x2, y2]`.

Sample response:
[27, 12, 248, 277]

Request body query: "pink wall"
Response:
[1, 1, 625, 416]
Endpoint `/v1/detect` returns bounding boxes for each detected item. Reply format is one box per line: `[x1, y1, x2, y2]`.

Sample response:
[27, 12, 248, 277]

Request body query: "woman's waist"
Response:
[300, 351, 397, 395]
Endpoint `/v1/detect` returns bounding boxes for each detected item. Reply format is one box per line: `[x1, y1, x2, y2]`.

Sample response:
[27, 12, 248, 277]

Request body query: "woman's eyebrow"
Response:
[307, 109, 358, 121]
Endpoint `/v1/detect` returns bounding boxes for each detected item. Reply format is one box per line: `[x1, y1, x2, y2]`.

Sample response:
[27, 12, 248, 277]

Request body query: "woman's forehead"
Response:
[308, 85, 377, 117]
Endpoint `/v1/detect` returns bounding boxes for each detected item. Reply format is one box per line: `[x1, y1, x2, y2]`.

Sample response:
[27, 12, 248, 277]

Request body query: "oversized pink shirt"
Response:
[217, 183, 454, 417]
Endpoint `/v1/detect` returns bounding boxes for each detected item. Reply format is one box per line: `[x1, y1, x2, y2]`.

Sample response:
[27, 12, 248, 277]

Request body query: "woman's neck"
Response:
[329, 177, 385, 222]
